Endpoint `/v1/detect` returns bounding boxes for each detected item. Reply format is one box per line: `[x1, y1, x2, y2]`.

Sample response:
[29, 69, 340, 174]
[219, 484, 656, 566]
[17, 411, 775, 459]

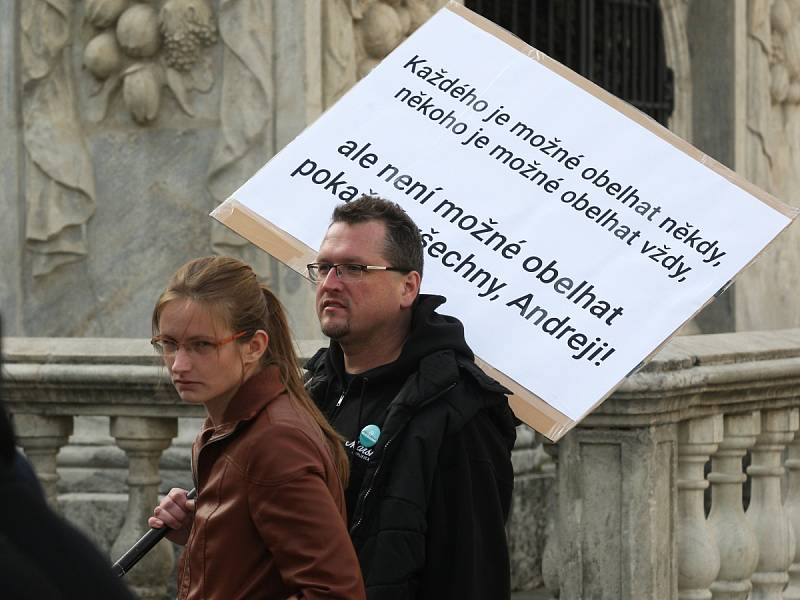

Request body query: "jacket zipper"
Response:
[190, 426, 241, 495]
[181, 425, 242, 599]
[349, 434, 397, 536]
[328, 379, 353, 422]
[349, 381, 457, 537]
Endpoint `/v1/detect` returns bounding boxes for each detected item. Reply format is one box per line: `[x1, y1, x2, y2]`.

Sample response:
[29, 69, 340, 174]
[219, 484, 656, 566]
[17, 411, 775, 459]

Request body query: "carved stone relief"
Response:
[751, 0, 800, 174]
[82, 0, 219, 124]
[746, 0, 798, 201]
[20, 1, 224, 278]
[79, 0, 276, 266]
[737, 0, 800, 329]
[15, 0, 446, 334]
[207, 0, 274, 257]
[323, 0, 449, 109]
[22, 0, 96, 277]
[747, 0, 800, 173]
[767, 0, 800, 105]
[659, 0, 692, 142]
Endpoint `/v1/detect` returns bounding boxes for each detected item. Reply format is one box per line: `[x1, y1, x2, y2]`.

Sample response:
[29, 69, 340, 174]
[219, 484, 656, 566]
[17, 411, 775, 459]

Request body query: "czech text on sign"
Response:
[212, 2, 797, 440]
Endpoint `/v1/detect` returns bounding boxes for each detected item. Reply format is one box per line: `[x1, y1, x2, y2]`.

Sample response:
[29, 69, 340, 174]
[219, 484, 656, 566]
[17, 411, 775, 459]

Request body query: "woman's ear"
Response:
[242, 330, 269, 367]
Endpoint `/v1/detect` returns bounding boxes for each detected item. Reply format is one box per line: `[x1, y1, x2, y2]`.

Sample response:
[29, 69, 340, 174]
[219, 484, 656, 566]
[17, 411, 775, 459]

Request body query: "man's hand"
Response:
[147, 487, 196, 546]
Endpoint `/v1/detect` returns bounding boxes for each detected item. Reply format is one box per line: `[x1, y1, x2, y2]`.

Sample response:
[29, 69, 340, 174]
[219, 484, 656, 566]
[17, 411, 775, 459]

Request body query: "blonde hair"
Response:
[152, 256, 349, 486]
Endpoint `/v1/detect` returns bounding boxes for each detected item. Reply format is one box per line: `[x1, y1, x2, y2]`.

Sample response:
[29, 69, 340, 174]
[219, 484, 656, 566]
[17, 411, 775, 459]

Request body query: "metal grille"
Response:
[465, 0, 674, 125]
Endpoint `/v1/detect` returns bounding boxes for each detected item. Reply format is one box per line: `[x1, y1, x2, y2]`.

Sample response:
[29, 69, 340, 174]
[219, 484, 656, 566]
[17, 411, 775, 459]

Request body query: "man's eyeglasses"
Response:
[306, 262, 410, 283]
[151, 331, 249, 358]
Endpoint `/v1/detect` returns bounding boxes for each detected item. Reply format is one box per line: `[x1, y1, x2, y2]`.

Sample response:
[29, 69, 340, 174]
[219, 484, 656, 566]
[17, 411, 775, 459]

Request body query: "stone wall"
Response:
[6, 0, 796, 338]
[0, 0, 321, 339]
[0, 0, 456, 341]
[670, 0, 800, 332]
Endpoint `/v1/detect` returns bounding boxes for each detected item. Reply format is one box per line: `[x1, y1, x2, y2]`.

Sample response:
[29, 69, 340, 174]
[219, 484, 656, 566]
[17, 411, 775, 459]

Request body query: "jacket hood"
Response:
[308, 294, 475, 387]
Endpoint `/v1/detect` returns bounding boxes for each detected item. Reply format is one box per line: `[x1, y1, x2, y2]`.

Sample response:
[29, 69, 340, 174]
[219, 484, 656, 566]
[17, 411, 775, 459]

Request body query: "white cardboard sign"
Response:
[212, 3, 797, 440]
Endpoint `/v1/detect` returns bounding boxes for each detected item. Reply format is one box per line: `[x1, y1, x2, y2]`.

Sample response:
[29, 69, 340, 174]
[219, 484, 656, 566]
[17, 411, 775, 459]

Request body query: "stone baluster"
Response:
[12, 413, 74, 508]
[783, 423, 800, 600]
[708, 411, 760, 600]
[678, 415, 723, 600]
[109, 416, 178, 600]
[539, 436, 559, 599]
[746, 408, 799, 600]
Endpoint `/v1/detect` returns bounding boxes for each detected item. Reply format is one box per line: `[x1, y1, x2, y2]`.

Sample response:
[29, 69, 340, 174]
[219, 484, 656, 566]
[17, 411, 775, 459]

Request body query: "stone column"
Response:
[783, 425, 800, 600]
[746, 408, 799, 600]
[13, 413, 74, 507]
[708, 411, 760, 600]
[684, 0, 747, 332]
[554, 425, 678, 599]
[259, 0, 324, 341]
[274, 0, 322, 150]
[659, 0, 692, 140]
[677, 415, 723, 599]
[109, 416, 178, 600]
[0, 0, 21, 332]
[507, 426, 550, 591]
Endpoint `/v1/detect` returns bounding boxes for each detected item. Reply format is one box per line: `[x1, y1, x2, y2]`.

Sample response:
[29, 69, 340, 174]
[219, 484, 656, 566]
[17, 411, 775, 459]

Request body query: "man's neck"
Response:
[340, 327, 408, 374]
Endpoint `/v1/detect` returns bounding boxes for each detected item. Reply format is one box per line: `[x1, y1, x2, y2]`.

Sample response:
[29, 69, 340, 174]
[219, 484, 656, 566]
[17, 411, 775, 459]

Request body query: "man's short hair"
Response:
[331, 195, 424, 278]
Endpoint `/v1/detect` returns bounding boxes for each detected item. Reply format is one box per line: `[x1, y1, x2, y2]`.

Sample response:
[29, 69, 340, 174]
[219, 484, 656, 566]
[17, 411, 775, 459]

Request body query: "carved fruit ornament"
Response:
[83, 0, 218, 124]
[354, 0, 435, 79]
[770, 0, 800, 104]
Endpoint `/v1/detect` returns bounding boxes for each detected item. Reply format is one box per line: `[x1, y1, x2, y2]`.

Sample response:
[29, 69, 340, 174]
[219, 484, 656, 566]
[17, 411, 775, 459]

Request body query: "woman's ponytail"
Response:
[259, 286, 350, 487]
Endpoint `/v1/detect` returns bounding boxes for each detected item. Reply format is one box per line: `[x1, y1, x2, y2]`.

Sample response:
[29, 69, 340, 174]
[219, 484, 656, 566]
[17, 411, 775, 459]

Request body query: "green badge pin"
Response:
[359, 424, 381, 448]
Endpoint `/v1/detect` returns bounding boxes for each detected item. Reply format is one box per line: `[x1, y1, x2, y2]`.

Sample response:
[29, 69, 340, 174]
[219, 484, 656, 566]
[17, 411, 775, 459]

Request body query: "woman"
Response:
[148, 256, 364, 600]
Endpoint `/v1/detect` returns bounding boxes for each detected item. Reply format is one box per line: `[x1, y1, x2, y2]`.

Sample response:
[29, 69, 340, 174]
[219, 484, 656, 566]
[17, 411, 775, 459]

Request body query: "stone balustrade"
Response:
[539, 328, 800, 599]
[4, 330, 800, 599]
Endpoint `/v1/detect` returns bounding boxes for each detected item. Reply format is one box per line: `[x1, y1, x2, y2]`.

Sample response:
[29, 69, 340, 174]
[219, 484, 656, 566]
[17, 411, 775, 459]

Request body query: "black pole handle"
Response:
[112, 488, 197, 578]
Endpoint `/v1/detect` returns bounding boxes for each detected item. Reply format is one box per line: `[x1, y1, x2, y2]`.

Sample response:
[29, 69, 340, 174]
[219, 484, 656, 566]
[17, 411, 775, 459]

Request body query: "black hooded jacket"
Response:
[305, 295, 517, 600]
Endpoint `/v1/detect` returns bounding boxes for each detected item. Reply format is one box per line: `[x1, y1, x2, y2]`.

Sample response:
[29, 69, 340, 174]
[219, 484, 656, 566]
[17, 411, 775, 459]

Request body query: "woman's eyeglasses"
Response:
[151, 331, 249, 358]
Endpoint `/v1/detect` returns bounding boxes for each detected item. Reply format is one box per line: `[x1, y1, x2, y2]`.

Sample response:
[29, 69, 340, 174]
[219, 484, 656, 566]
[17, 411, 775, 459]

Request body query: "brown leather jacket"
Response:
[177, 366, 365, 600]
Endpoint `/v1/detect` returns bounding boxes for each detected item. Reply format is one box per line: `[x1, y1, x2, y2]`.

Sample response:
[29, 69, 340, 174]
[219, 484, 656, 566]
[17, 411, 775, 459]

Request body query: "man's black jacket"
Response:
[305, 294, 517, 599]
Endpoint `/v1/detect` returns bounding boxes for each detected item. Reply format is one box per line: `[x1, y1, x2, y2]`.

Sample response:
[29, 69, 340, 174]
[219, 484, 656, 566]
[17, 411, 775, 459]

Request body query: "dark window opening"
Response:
[465, 0, 674, 126]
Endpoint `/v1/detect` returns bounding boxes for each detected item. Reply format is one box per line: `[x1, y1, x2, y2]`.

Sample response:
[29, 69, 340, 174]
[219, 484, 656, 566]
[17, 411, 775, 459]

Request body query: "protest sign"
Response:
[212, 2, 797, 441]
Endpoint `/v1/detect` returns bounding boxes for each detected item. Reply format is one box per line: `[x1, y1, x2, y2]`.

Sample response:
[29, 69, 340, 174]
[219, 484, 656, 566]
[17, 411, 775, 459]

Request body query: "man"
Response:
[304, 195, 517, 599]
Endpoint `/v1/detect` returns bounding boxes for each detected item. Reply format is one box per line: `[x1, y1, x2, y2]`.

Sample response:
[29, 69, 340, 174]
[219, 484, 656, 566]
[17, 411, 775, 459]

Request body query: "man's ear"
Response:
[400, 271, 421, 309]
[243, 330, 269, 366]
